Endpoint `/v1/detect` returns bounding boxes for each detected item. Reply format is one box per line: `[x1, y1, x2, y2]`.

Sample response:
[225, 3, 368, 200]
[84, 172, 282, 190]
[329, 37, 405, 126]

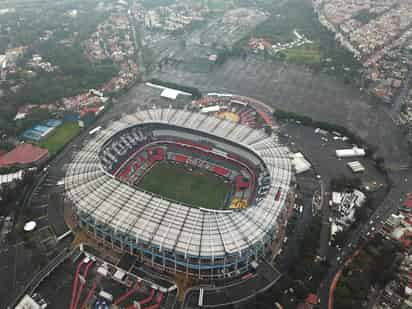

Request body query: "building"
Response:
[65, 108, 292, 281]
[347, 161, 365, 173]
[335, 147, 366, 158]
[21, 119, 62, 142]
[0, 144, 49, 168]
[15, 295, 41, 309]
[201, 105, 220, 114]
[291, 152, 311, 174]
[332, 189, 366, 225]
[0, 170, 24, 186]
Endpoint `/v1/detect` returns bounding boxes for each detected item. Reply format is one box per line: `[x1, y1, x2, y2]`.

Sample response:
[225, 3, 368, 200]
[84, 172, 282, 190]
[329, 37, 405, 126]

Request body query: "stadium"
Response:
[65, 103, 292, 282]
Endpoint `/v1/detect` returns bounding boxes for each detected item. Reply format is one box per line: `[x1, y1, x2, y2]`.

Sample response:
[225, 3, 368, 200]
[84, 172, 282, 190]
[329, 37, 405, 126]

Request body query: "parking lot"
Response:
[274, 121, 387, 269]
[279, 122, 387, 188]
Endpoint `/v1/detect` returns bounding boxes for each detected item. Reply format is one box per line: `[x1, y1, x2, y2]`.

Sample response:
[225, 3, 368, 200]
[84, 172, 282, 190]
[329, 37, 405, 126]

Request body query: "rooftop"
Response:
[0, 144, 48, 167]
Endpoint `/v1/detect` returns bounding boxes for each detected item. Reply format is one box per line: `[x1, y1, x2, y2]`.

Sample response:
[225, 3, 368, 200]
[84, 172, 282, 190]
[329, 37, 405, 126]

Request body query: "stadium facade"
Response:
[65, 107, 292, 280]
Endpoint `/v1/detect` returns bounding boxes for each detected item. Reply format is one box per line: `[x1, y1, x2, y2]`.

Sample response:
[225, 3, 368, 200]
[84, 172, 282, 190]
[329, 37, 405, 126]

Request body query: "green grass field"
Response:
[138, 162, 232, 209]
[283, 44, 321, 66]
[38, 122, 81, 154]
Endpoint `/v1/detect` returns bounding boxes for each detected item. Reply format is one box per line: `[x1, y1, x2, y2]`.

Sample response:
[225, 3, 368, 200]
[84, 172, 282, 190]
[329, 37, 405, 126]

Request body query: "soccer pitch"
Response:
[138, 162, 233, 209]
[38, 122, 81, 154]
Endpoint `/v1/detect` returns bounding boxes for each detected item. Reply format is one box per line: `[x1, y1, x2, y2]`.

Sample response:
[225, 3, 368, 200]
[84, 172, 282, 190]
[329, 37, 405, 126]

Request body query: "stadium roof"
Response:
[65, 108, 292, 259]
[404, 196, 412, 209]
[0, 144, 48, 167]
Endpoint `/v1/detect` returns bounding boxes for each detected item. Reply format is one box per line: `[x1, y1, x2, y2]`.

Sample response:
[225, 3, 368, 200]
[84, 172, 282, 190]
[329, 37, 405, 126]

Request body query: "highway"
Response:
[127, 2, 147, 79]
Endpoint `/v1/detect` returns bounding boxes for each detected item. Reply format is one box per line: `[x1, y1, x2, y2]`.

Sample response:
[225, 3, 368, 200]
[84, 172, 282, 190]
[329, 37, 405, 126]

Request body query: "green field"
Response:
[38, 122, 81, 154]
[138, 162, 232, 209]
[236, 0, 361, 74]
[283, 44, 321, 66]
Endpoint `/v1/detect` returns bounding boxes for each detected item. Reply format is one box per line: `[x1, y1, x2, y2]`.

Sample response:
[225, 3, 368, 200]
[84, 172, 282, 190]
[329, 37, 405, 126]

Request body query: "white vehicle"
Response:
[89, 126, 102, 135]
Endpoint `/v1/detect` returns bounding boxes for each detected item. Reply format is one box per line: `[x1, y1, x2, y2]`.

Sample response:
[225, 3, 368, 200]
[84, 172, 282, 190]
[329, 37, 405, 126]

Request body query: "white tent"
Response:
[291, 152, 311, 174]
[161, 88, 180, 100]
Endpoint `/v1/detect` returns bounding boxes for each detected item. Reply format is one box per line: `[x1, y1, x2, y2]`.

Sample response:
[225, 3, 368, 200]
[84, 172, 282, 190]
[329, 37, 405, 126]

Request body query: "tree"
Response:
[354, 206, 368, 223]
[375, 156, 385, 171]
[179, 39, 186, 49]
[330, 175, 361, 191]
[401, 103, 408, 114]
[332, 229, 350, 247]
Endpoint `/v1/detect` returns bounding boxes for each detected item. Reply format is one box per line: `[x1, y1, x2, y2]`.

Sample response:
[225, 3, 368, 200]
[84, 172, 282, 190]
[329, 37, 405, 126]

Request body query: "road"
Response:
[127, 3, 146, 78]
[7, 248, 73, 309]
[319, 183, 330, 261]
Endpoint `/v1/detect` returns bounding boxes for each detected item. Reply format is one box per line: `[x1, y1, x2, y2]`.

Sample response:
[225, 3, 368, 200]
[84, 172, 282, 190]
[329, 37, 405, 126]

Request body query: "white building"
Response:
[332, 189, 366, 226]
[201, 105, 220, 114]
[347, 161, 365, 173]
[335, 147, 366, 158]
[0, 170, 24, 186]
[0, 55, 6, 69]
[291, 152, 311, 174]
[15, 295, 41, 309]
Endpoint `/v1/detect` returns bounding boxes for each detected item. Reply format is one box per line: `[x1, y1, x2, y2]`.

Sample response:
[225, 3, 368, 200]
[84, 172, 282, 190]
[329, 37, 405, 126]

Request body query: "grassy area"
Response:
[138, 162, 232, 209]
[38, 122, 81, 154]
[236, 0, 360, 74]
[282, 44, 321, 66]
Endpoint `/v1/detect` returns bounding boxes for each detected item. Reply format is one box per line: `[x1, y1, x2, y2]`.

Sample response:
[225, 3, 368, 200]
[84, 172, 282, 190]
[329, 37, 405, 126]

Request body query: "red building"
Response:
[0, 144, 49, 168]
